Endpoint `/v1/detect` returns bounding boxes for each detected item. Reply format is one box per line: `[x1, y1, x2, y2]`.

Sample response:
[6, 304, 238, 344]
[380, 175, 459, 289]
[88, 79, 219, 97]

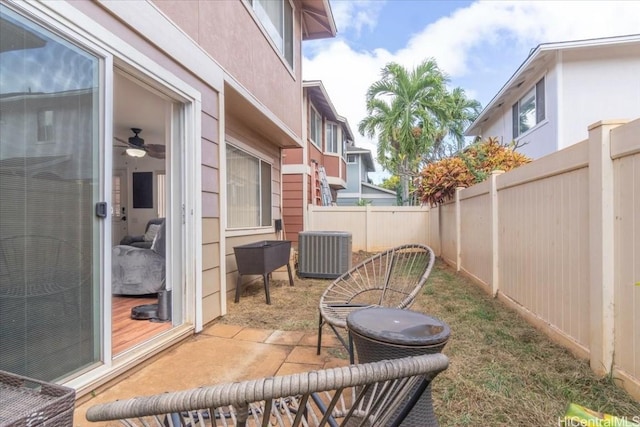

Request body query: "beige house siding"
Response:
[201, 103, 222, 323]
[223, 116, 282, 302]
[72, 0, 225, 329]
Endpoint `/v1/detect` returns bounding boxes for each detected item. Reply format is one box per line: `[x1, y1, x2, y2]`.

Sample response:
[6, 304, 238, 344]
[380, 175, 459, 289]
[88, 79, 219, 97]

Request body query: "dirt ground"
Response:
[218, 252, 640, 426]
[219, 250, 373, 333]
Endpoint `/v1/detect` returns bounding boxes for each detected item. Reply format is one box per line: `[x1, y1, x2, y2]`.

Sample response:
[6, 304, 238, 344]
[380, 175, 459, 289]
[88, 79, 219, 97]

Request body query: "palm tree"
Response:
[358, 59, 481, 205]
[358, 59, 448, 205]
[426, 87, 482, 163]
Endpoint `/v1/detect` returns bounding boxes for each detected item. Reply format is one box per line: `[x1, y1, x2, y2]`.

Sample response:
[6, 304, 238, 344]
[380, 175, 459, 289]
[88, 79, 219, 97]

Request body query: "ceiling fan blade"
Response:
[114, 136, 129, 146]
[145, 144, 166, 159]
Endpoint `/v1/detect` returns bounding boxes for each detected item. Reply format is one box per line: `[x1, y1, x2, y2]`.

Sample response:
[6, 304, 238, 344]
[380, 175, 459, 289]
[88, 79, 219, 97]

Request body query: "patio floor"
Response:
[73, 323, 347, 426]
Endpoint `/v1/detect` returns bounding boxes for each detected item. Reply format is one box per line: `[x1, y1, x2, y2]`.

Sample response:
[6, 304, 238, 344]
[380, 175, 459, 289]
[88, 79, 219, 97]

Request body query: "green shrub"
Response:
[416, 137, 531, 206]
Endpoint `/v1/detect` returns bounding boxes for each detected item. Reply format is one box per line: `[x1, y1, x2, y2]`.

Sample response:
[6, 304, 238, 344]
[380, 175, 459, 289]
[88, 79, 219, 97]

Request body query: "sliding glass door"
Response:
[0, 5, 101, 381]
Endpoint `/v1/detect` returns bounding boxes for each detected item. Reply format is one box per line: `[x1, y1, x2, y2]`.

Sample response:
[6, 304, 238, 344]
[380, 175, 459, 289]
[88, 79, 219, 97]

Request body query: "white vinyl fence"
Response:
[306, 205, 431, 252]
[437, 119, 640, 400]
[308, 118, 640, 401]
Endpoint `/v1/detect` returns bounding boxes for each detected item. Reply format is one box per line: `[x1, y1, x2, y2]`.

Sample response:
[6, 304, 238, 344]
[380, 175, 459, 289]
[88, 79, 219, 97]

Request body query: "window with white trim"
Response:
[37, 109, 54, 142]
[310, 107, 322, 147]
[347, 154, 356, 163]
[512, 77, 545, 138]
[247, 0, 293, 68]
[326, 122, 338, 153]
[226, 144, 272, 228]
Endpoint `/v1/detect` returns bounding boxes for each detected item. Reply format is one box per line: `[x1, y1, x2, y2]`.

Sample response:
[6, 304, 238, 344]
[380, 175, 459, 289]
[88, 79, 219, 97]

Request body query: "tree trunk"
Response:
[400, 158, 410, 206]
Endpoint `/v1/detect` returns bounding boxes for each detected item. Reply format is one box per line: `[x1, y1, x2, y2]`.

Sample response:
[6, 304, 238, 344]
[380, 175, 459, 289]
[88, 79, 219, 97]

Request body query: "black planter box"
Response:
[234, 240, 291, 275]
[233, 240, 293, 304]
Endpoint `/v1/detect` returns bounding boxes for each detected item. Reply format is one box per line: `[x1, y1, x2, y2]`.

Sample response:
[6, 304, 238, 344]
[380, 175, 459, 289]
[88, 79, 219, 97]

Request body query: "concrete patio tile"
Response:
[74, 335, 290, 426]
[275, 362, 324, 376]
[285, 345, 333, 365]
[299, 332, 341, 348]
[264, 330, 306, 346]
[234, 327, 274, 342]
[202, 323, 244, 338]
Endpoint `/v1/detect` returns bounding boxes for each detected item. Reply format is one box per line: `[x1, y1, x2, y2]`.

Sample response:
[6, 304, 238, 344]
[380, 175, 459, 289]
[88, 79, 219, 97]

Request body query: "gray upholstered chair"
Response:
[119, 218, 165, 249]
[112, 221, 165, 295]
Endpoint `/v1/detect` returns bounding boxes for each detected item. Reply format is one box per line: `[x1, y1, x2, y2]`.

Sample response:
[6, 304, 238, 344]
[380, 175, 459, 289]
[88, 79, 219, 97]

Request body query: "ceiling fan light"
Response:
[126, 147, 146, 158]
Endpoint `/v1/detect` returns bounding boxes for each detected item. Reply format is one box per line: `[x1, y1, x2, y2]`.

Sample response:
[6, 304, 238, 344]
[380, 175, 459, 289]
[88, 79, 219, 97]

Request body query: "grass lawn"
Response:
[221, 255, 640, 426]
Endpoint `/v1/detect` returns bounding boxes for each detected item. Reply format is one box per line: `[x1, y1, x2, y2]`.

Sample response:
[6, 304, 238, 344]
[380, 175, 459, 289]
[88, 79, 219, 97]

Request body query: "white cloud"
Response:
[329, 0, 385, 37]
[303, 0, 640, 183]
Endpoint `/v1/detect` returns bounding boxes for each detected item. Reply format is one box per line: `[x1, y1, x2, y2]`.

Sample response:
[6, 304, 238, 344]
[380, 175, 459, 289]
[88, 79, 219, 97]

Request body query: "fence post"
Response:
[455, 187, 464, 272]
[491, 170, 504, 297]
[588, 120, 624, 376]
[306, 203, 313, 230]
[365, 204, 372, 252]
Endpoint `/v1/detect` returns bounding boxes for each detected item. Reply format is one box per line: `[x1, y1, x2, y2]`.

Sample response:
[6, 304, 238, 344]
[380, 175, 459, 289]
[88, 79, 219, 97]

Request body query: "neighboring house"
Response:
[282, 80, 352, 245]
[336, 144, 397, 206]
[0, 0, 335, 395]
[465, 34, 640, 159]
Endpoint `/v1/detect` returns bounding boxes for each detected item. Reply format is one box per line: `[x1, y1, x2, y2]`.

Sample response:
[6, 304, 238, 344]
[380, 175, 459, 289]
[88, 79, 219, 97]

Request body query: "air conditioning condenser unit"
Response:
[298, 231, 352, 279]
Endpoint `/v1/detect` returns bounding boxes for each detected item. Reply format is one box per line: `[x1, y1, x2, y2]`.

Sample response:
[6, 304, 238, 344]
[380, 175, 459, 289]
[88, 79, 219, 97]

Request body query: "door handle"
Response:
[95, 202, 107, 218]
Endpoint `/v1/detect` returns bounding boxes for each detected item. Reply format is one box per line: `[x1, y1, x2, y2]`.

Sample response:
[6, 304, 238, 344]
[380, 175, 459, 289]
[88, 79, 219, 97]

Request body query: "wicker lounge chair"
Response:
[85, 353, 449, 426]
[317, 244, 436, 362]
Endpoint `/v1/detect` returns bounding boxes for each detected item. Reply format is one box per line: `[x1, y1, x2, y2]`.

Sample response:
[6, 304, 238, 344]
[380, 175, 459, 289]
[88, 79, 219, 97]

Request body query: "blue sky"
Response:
[302, 0, 640, 182]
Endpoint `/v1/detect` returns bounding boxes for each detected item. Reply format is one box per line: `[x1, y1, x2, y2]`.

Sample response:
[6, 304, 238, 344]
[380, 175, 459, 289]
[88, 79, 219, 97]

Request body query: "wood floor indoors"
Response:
[112, 295, 172, 355]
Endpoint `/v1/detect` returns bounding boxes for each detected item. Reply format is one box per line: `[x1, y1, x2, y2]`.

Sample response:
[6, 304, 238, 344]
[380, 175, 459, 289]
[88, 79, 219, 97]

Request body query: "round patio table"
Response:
[347, 307, 450, 427]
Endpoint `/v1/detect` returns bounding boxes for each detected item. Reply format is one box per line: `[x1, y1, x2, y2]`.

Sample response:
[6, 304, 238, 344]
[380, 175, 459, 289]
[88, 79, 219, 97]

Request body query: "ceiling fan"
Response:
[114, 128, 165, 159]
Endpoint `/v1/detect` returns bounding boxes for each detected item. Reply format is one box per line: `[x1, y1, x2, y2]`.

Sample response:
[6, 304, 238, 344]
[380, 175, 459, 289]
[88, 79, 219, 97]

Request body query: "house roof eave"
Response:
[300, 0, 337, 40]
[224, 79, 302, 149]
[464, 33, 640, 137]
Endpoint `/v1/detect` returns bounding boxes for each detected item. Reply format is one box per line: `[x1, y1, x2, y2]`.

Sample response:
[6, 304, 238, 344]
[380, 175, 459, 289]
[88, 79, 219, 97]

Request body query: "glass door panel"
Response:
[0, 5, 100, 381]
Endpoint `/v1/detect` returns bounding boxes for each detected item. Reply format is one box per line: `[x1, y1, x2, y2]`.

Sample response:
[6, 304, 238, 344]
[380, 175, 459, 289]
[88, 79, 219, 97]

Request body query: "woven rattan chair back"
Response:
[317, 244, 435, 361]
[85, 353, 449, 427]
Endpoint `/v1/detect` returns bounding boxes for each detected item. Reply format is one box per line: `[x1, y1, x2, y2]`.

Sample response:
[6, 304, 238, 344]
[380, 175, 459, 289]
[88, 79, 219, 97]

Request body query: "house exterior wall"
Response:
[0, 0, 226, 393]
[474, 42, 640, 160]
[79, 0, 225, 325]
[2, 0, 329, 393]
[323, 154, 341, 178]
[282, 84, 348, 244]
[284, 147, 304, 164]
[560, 45, 640, 150]
[282, 174, 304, 245]
[224, 115, 282, 300]
[154, 0, 303, 137]
[345, 160, 362, 192]
[479, 65, 558, 159]
[338, 153, 396, 206]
